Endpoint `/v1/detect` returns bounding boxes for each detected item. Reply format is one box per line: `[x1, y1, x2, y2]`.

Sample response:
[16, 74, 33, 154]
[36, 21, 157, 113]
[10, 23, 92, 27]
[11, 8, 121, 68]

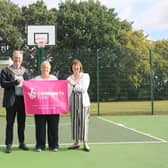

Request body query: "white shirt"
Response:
[67, 73, 90, 107]
[34, 75, 57, 80]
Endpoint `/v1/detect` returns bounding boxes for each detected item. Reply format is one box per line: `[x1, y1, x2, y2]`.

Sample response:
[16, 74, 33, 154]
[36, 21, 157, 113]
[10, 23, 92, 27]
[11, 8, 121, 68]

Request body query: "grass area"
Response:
[90, 100, 168, 115]
[0, 100, 168, 116]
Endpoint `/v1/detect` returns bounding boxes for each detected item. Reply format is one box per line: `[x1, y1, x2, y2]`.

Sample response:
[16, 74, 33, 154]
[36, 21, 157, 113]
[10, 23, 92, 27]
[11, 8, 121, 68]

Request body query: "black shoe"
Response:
[19, 143, 29, 150]
[35, 145, 45, 151]
[68, 145, 80, 150]
[6, 145, 12, 153]
[83, 147, 90, 152]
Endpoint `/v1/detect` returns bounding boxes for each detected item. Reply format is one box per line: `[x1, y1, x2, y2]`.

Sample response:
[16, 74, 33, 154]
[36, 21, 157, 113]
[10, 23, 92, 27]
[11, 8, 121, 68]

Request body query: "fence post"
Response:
[149, 49, 154, 114]
[96, 49, 100, 115]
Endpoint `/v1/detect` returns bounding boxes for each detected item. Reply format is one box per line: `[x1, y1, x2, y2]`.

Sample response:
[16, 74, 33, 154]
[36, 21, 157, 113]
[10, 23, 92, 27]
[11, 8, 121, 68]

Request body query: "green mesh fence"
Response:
[1, 48, 167, 115]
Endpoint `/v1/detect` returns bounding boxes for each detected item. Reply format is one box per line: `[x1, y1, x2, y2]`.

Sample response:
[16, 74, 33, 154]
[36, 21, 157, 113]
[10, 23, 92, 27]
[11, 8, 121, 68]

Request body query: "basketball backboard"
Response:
[27, 25, 56, 46]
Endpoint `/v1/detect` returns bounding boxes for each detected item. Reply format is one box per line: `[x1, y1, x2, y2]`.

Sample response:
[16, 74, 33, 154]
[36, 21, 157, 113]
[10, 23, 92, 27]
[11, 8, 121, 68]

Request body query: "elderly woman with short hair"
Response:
[34, 60, 59, 152]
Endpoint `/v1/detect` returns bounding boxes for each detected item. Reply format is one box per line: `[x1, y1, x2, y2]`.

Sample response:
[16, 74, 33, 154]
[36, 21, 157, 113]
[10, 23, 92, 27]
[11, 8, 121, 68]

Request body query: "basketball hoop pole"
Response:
[36, 38, 46, 71]
[38, 47, 44, 71]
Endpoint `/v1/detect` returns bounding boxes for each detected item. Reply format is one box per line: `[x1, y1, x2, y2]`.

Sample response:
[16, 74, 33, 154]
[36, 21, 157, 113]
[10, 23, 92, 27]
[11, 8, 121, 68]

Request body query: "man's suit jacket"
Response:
[0, 65, 29, 108]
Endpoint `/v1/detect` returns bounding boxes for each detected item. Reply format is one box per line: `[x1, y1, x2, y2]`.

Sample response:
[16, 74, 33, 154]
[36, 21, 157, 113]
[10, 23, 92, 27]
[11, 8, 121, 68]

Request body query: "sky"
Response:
[11, 0, 168, 41]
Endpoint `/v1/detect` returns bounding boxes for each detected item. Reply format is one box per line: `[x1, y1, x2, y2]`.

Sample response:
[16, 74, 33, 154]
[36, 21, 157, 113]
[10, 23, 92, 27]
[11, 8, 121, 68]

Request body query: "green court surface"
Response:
[0, 115, 168, 168]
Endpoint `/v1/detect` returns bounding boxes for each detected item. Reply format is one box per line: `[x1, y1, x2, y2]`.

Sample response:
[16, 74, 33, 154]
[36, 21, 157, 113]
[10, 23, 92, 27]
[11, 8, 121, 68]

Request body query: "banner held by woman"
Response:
[23, 80, 68, 114]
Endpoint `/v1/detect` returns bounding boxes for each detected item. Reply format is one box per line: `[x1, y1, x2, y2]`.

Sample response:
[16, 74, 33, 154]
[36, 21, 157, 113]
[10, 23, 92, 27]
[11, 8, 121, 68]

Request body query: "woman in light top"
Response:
[34, 60, 59, 152]
[67, 59, 91, 152]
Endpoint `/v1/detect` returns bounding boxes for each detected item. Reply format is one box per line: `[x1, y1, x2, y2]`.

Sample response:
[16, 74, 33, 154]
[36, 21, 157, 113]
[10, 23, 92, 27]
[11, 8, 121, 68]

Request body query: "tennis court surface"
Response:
[0, 115, 168, 168]
[0, 115, 166, 145]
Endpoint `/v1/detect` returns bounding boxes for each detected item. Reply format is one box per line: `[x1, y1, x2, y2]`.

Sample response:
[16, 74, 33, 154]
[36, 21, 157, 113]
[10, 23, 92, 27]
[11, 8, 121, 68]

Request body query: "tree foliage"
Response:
[57, 0, 131, 49]
[152, 40, 168, 99]
[0, 0, 22, 50]
[0, 0, 168, 100]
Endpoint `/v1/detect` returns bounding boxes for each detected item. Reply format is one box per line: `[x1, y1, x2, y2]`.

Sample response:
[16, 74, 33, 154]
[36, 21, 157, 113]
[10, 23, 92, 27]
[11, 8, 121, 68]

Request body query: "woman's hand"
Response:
[68, 79, 76, 86]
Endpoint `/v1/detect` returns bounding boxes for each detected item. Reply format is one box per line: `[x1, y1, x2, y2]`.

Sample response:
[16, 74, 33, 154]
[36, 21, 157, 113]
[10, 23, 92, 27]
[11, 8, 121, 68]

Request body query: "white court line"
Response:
[57, 141, 167, 145]
[97, 116, 167, 143]
[0, 141, 167, 147]
[88, 141, 167, 145]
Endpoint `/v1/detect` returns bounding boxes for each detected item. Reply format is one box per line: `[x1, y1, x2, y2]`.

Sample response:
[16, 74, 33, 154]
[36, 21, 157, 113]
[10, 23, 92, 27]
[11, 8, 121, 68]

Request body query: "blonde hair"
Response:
[41, 60, 51, 72]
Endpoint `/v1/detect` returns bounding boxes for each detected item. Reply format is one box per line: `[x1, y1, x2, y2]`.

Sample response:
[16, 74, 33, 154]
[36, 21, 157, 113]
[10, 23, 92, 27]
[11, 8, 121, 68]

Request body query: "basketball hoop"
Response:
[35, 38, 47, 48]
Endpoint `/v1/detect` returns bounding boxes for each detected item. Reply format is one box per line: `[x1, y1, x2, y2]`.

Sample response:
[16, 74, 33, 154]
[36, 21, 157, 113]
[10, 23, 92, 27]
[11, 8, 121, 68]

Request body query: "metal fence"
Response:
[23, 48, 168, 115]
[1, 48, 168, 115]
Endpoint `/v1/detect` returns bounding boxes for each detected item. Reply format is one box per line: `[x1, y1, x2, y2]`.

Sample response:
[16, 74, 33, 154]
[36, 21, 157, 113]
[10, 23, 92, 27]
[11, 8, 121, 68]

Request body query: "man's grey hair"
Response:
[12, 50, 23, 57]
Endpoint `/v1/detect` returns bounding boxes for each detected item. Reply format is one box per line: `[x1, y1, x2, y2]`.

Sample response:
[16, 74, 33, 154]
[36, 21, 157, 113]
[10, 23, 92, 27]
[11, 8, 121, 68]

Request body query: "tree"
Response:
[52, 0, 135, 100]
[152, 40, 168, 99]
[0, 0, 23, 52]
[2, 0, 165, 101]
[56, 0, 131, 49]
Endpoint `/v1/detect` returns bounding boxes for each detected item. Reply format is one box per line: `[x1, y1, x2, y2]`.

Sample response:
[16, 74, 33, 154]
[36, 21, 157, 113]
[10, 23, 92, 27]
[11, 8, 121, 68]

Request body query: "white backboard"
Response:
[27, 25, 56, 46]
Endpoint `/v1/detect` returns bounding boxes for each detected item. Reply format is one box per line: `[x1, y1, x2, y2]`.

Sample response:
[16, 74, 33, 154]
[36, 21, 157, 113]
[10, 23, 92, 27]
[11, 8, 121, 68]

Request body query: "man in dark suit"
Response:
[0, 50, 29, 153]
